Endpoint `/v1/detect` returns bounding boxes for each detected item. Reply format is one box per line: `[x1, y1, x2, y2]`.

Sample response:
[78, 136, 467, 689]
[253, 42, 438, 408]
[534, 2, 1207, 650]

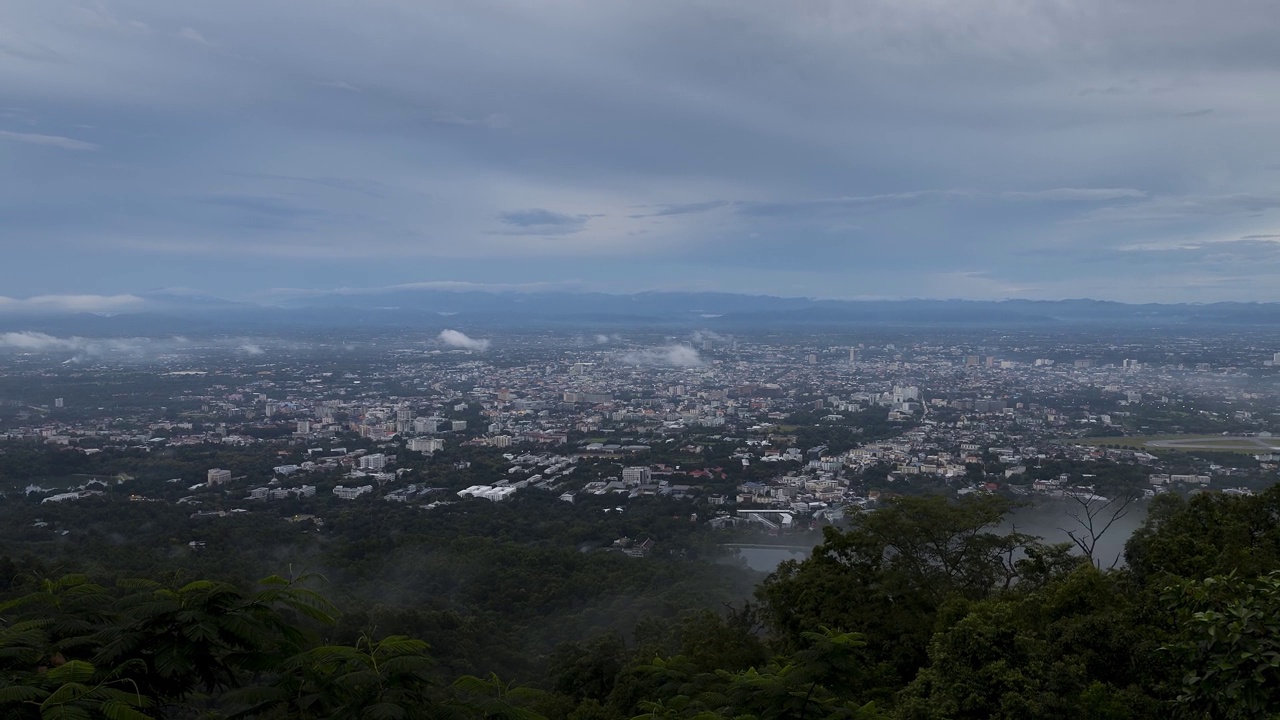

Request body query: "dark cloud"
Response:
[497, 209, 590, 228]
[0, 0, 1279, 300]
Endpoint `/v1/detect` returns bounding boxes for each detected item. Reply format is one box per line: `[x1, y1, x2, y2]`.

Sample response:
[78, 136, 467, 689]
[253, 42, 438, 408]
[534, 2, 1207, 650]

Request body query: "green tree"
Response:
[898, 566, 1168, 720]
[628, 628, 886, 720]
[1162, 571, 1280, 720]
[224, 634, 440, 720]
[756, 495, 1037, 688]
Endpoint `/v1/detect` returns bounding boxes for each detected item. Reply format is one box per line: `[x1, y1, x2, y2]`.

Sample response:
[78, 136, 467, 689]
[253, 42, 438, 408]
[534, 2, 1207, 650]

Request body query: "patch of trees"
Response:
[5, 482, 1280, 717]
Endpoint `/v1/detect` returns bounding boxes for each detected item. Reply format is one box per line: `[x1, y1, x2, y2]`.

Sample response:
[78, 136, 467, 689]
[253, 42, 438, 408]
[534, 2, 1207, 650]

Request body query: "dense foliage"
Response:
[4, 486, 1280, 718]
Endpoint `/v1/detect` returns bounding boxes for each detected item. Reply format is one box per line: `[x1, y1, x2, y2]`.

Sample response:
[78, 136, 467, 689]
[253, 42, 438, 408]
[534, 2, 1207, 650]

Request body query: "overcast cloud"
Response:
[2, 0, 1280, 301]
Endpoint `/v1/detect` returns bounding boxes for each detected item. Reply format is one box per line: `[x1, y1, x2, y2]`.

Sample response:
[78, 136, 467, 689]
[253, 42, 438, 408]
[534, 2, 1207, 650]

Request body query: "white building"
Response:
[409, 437, 444, 453]
[458, 485, 518, 501]
[622, 466, 652, 485]
[892, 386, 920, 403]
[207, 468, 232, 486]
[333, 485, 373, 500]
[358, 453, 387, 471]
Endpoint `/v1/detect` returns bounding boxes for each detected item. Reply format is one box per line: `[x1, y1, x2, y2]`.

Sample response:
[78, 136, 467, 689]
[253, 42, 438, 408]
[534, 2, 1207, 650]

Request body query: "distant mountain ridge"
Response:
[4, 290, 1280, 334]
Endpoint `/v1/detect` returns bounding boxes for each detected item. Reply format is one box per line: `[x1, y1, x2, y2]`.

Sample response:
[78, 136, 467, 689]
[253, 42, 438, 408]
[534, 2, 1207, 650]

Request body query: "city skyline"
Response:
[4, 1, 1280, 303]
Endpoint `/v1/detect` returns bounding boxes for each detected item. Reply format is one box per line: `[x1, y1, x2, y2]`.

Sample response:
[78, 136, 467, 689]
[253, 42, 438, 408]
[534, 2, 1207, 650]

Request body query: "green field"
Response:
[1074, 435, 1280, 454]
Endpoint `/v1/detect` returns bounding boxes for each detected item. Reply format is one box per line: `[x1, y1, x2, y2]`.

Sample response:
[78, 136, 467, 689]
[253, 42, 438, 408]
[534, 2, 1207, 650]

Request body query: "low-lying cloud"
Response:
[691, 329, 728, 344]
[622, 344, 703, 367]
[0, 332, 276, 361]
[438, 329, 491, 351]
[0, 294, 145, 313]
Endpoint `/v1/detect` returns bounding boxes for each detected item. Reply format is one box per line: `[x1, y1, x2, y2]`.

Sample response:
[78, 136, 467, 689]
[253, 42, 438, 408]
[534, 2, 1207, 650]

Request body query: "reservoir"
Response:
[725, 543, 814, 572]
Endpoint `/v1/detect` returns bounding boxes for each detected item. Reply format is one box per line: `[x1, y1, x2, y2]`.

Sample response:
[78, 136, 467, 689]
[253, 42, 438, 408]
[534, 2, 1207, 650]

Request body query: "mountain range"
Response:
[4, 290, 1280, 335]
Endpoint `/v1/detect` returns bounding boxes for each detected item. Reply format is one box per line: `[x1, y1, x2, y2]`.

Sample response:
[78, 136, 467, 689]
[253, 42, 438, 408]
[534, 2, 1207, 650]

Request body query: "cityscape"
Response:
[5, 324, 1279, 538]
[4, 0, 1280, 716]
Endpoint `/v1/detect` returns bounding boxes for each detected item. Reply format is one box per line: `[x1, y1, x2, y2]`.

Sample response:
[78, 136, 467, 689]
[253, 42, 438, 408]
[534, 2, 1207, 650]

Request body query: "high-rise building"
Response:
[892, 386, 920, 403]
[359, 453, 387, 471]
[296, 420, 312, 434]
[849, 348, 858, 362]
[207, 468, 232, 486]
[622, 466, 652, 485]
[54, 398, 64, 408]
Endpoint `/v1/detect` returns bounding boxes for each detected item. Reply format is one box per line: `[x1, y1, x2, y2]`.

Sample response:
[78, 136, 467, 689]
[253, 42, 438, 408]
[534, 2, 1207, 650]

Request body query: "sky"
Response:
[3, 0, 1280, 306]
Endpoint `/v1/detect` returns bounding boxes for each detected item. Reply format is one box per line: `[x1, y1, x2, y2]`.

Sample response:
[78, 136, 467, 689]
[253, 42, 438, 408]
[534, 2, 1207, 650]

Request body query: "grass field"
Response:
[1073, 435, 1280, 454]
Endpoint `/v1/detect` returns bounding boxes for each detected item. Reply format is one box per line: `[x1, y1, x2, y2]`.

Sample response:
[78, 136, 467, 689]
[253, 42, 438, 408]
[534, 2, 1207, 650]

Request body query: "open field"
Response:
[1073, 435, 1280, 454]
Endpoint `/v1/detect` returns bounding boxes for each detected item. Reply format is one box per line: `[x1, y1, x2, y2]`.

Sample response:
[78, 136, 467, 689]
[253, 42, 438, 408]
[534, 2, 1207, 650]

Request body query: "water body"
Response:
[727, 544, 813, 572]
[725, 498, 1149, 573]
[1003, 499, 1150, 568]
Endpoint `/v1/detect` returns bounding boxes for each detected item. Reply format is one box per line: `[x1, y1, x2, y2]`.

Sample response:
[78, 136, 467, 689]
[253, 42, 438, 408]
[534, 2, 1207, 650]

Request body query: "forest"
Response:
[2, 482, 1280, 719]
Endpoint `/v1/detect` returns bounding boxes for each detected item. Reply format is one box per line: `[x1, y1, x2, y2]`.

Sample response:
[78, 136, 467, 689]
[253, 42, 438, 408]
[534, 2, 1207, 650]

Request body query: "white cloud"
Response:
[177, 27, 211, 45]
[0, 294, 144, 313]
[622, 344, 703, 367]
[0, 333, 281, 360]
[0, 332, 83, 351]
[438, 329, 491, 351]
[1076, 194, 1280, 223]
[997, 188, 1146, 202]
[317, 79, 360, 92]
[428, 111, 510, 129]
[260, 280, 584, 300]
[0, 129, 97, 151]
[690, 329, 727, 343]
[0, 332, 153, 357]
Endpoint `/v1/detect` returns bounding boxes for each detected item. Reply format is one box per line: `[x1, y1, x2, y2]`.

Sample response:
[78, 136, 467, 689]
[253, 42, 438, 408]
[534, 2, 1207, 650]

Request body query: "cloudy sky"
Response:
[3, 0, 1280, 304]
